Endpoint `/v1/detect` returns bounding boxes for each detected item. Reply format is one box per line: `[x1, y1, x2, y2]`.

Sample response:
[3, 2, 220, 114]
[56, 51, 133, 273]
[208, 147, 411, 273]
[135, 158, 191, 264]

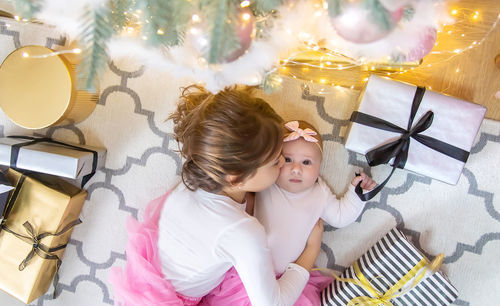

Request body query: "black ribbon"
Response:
[7, 135, 98, 188]
[1, 219, 82, 299]
[0, 171, 13, 221]
[352, 87, 470, 201]
[0, 172, 82, 299]
[0, 174, 25, 229]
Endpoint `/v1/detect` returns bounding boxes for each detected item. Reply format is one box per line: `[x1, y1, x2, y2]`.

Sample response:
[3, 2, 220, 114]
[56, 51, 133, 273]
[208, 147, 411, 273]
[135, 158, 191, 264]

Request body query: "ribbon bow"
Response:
[0, 171, 82, 299]
[320, 258, 429, 306]
[1, 219, 82, 298]
[351, 87, 470, 201]
[283, 121, 318, 143]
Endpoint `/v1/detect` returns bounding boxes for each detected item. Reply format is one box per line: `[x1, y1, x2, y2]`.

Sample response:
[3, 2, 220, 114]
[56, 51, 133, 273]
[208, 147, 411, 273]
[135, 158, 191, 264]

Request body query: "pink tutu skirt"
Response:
[109, 192, 202, 306]
[109, 191, 332, 305]
[200, 267, 333, 306]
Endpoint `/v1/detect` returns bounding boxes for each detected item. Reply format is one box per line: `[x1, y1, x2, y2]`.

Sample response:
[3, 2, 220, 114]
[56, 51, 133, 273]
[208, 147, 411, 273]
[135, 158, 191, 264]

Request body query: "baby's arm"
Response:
[320, 173, 374, 228]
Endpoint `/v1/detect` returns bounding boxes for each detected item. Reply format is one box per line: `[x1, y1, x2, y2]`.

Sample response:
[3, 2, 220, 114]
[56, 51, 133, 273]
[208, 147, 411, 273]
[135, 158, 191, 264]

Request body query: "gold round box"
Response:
[0, 45, 99, 129]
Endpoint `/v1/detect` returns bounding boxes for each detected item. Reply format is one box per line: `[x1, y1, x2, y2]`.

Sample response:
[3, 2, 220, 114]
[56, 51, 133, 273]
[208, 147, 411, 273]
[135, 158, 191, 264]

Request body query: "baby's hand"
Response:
[351, 172, 376, 191]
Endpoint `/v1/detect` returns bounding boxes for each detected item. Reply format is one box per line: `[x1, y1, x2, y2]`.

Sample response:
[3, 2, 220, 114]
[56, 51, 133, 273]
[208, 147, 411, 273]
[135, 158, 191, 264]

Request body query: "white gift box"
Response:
[345, 75, 486, 185]
[0, 137, 106, 182]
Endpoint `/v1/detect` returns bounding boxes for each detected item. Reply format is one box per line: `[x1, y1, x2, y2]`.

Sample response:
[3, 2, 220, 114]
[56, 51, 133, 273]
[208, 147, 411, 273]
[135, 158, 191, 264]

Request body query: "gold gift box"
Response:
[0, 45, 99, 129]
[0, 169, 87, 303]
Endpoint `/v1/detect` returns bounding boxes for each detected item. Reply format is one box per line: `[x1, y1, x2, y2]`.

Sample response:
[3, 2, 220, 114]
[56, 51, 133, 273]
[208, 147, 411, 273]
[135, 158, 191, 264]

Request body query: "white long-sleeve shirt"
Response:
[255, 178, 365, 274]
[157, 183, 309, 306]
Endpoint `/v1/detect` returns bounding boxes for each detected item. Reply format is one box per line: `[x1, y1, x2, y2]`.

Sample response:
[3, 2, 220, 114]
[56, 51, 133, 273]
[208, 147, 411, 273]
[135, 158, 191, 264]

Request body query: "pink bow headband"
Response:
[283, 121, 319, 143]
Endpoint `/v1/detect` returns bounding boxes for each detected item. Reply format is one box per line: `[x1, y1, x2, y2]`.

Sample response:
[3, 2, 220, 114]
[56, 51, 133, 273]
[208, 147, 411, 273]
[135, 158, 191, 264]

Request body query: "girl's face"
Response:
[277, 138, 322, 193]
[239, 149, 285, 192]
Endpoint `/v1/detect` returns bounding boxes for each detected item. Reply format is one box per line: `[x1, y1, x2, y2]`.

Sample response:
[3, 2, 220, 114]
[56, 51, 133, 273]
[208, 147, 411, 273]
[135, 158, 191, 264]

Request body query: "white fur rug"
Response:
[0, 16, 499, 306]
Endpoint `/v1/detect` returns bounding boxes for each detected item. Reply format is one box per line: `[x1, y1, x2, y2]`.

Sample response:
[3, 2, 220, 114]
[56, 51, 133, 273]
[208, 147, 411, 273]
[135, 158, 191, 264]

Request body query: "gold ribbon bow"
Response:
[319, 254, 444, 305]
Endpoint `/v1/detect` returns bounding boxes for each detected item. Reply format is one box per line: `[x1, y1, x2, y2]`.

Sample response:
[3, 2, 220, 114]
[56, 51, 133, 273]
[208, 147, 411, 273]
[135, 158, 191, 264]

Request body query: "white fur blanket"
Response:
[0, 16, 499, 306]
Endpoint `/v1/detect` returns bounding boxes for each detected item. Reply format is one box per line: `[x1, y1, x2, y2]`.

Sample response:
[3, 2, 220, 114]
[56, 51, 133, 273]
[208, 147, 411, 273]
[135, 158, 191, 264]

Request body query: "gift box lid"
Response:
[0, 137, 106, 180]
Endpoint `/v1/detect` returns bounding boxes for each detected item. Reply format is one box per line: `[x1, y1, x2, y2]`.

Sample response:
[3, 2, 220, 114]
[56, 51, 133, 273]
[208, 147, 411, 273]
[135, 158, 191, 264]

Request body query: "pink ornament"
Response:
[224, 7, 255, 63]
[406, 27, 437, 61]
[378, 0, 413, 11]
[187, 6, 255, 64]
[331, 2, 403, 44]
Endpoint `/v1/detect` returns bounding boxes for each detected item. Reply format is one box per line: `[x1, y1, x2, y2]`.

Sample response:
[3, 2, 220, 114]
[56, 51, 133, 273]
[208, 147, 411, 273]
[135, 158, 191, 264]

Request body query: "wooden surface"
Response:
[403, 17, 500, 120]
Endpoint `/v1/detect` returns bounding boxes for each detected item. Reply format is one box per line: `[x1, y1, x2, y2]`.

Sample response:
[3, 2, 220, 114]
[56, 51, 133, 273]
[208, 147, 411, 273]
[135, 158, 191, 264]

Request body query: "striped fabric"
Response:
[321, 228, 458, 306]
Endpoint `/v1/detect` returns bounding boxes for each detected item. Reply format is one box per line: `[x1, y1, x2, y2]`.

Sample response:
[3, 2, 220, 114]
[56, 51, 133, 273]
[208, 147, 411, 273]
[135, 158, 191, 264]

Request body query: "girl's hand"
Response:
[351, 172, 376, 191]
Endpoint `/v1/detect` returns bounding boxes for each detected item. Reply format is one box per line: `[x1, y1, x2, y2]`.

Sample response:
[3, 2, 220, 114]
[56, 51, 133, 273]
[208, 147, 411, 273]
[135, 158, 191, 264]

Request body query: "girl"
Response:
[202, 120, 375, 305]
[110, 87, 324, 306]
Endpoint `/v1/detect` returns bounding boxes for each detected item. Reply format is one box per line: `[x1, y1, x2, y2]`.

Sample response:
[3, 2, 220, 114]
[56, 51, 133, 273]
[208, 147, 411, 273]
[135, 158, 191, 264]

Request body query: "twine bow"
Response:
[283, 121, 318, 143]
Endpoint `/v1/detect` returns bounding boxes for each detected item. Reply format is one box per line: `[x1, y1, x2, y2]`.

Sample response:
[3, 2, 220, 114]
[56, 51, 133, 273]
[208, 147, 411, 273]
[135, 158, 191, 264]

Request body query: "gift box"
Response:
[345, 75, 486, 190]
[321, 228, 459, 305]
[0, 45, 99, 129]
[0, 170, 14, 217]
[0, 136, 106, 186]
[0, 168, 85, 303]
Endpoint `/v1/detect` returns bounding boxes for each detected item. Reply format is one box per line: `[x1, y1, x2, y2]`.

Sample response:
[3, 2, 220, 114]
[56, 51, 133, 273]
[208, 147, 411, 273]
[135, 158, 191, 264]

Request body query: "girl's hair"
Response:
[284, 120, 323, 150]
[169, 85, 283, 193]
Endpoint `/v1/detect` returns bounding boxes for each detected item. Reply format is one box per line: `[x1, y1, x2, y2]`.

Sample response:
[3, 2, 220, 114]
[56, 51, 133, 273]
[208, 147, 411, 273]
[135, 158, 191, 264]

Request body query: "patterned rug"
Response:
[0, 16, 499, 306]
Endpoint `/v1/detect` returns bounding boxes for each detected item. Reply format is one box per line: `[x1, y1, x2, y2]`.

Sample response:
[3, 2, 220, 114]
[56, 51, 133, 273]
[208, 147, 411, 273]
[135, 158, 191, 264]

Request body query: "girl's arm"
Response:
[216, 219, 315, 306]
[294, 219, 323, 272]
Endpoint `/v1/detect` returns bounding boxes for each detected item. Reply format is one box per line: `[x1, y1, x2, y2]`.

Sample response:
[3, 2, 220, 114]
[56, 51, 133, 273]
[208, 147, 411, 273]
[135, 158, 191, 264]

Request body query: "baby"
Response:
[255, 120, 376, 274]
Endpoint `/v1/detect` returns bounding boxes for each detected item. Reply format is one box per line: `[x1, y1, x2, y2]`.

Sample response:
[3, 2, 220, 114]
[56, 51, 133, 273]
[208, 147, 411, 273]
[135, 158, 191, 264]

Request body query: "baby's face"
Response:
[276, 138, 322, 193]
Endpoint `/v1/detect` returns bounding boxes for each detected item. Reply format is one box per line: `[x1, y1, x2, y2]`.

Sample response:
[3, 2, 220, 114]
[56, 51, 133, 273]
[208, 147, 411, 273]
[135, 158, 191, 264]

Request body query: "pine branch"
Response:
[326, 0, 344, 18]
[254, 9, 277, 40]
[77, 6, 113, 93]
[203, 0, 240, 64]
[134, 0, 192, 47]
[253, 0, 283, 14]
[109, 0, 133, 34]
[365, 0, 391, 30]
[10, 0, 41, 19]
[260, 70, 282, 93]
[403, 5, 415, 21]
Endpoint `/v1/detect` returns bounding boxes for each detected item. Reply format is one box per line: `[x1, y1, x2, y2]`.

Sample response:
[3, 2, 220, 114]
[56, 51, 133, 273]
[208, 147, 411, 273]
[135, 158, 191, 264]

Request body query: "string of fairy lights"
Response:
[274, 6, 500, 92]
[5, 1, 500, 93]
